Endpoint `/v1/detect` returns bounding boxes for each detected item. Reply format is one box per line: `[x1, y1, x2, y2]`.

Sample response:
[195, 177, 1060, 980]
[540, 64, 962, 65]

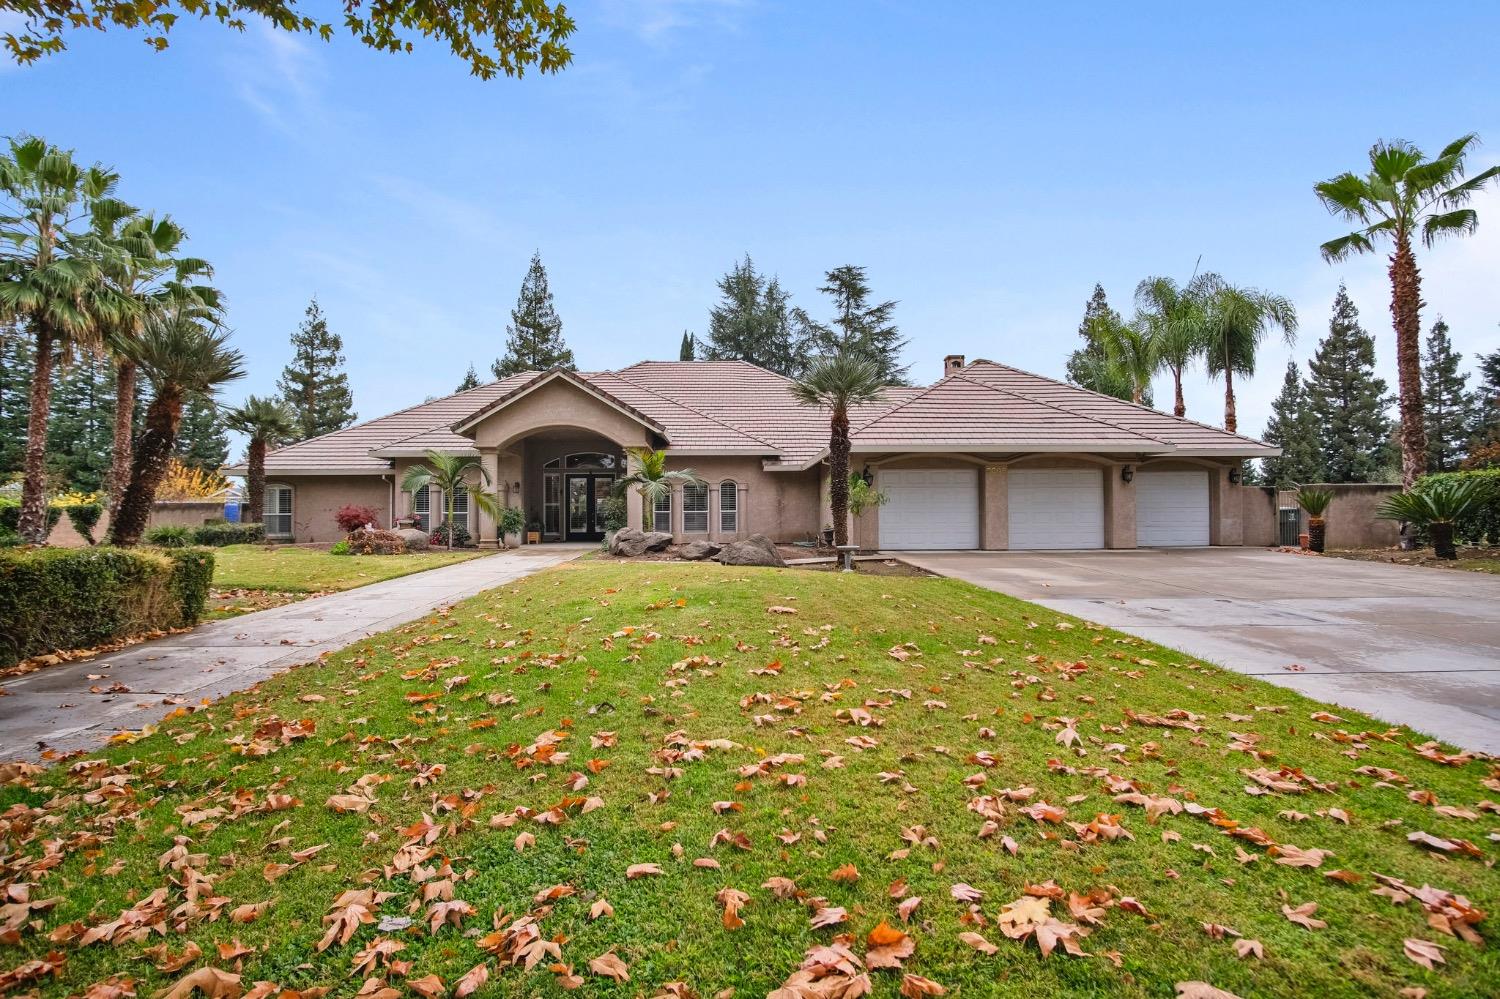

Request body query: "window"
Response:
[719, 481, 738, 533]
[264, 484, 293, 539]
[566, 452, 618, 470]
[683, 482, 708, 533]
[544, 473, 561, 537]
[653, 490, 672, 533]
[413, 484, 431, 532]
[450, 485, 469, 532]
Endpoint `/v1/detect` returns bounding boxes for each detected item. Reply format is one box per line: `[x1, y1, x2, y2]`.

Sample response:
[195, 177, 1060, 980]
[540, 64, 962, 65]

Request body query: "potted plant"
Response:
[1377, 477, 1494, 560]
[1295, 487, 1333, 554]
[499, 506, 527, 549]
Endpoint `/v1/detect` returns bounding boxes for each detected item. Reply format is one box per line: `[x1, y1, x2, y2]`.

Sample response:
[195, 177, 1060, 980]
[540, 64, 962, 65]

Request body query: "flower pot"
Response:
[1298, 532, 1310, 551]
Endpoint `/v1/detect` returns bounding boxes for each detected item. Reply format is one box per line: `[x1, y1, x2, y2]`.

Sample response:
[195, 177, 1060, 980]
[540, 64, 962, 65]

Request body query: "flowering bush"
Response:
[429, 519, 472, 548]
[335, 504, 381, 533]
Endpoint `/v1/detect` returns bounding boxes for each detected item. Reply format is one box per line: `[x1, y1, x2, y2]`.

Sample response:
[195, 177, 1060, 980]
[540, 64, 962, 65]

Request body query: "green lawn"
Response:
[207, 544, 489, 617]
[2, 562, 1494, 999]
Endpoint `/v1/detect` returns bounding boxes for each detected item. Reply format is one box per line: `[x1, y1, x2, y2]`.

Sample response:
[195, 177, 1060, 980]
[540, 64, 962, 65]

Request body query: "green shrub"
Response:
[0, 497, 62, 538]
[345, 529, 406, 555]
[329, 540, 353, 556]
[63, 502, 103, 544]
[599, 495, 628, 532]
[190, 521, 265, 546]
[1415, 468, 1500, 546]
[144, 524, 193, 548]
[0, 546, 214, 666]
[429, 519, 472, 548]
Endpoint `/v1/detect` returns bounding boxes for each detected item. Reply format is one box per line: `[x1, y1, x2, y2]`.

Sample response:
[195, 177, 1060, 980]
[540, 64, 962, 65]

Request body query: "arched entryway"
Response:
[516, 429, 627, 542]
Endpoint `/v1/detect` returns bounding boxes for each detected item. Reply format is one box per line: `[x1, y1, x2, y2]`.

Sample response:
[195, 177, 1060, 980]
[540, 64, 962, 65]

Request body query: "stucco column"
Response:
[1210, 464, 1244, 546]
[981, 464, 1007, 550]
[1105, 462, 1136, 549]
[625, 482, 644, 532]
[477, 448, 500, 548]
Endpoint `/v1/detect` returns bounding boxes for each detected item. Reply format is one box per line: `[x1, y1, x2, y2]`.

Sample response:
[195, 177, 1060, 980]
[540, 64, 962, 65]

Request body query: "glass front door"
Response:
[565, 473, 614, 541]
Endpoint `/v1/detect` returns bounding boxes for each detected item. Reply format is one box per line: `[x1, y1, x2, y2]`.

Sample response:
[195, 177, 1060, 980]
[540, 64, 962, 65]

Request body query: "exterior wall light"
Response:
[1121, 464, 1134, 484]
[1228, 466, 1241, 485]
[860, 464, 874, 486]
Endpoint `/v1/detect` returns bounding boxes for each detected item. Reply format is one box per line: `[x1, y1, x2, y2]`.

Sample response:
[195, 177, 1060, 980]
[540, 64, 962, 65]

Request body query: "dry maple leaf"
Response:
[959, 931, 998, 955]
[1402, 938, 1447, 970]
[1174, 983, 1244, 999]
[153, 967, 243, 999]
[589, 952, 630, 982]
[626, 863, 662, 879]
[406, 975, 444, 999]
[810, 906, 848, 929]
[453, 963, 489, 999]
[1232, 938, 1263, 960]
[899, 974, 946, 997]
[1281, 902, 1326, 931]
[589, 899, 613, 920]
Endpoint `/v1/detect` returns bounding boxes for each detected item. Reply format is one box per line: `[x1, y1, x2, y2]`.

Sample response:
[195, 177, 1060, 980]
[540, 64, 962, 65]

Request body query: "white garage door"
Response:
[1136, 470, 1210, 547]
[878, 469, 979, 549]
[1008, 469, 1104, 550]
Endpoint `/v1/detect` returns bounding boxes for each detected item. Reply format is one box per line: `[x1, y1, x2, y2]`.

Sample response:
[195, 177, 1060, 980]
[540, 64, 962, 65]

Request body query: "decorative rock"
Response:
[394, 528, 430, 551]
[679, 540, 722, 561]
[713, 533, 785, 567]
[609, 527, 675, 557]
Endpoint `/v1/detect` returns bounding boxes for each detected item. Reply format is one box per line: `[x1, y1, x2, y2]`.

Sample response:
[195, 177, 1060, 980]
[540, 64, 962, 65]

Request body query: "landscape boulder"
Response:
[714, 533, 785, 567]
[679, 540, 722, 561]
[394, 528, 430, 551]
[609, 527, 674, 557]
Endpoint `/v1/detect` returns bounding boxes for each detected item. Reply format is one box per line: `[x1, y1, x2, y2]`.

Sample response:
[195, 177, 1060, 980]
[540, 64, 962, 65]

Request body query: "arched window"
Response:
[264, 483, 293, 539]
[683, 482, 708, 533]
[719, 481, 738, 533]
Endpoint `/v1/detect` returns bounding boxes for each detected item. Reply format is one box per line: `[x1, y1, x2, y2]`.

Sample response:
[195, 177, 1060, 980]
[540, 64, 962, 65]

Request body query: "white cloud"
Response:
[222, 23, 325, 134]
[599, 0, 754, 45]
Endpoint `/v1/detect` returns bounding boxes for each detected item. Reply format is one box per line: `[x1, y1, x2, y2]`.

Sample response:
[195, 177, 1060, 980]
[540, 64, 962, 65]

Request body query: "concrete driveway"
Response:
[896, 548, 1500, 754]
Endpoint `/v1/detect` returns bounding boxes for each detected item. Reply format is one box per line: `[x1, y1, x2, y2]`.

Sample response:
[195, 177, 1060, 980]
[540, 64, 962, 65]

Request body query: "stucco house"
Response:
[224, 355, 1280, 550]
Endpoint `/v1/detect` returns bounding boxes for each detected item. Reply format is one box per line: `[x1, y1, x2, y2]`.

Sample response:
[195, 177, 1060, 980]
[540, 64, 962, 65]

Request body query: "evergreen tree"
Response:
[1064, 284, 1147, 404]
[0, 323, 33, 478]
[1420, 318, 1472, 472]
[491, 252, 575, 377]
[1470, 340, 1500, 447]
[679, 330, 695, 361]
[700, 256, 813, 377]
[808, 265, 909, 384]
[277, 298, 356, 441]
[1260, 361, 1322, 486]
[45, 350, 116, 492]
[1305, 284, 1392, 483]
[456, 364, 481, 392]
[174, 393, 230, 472]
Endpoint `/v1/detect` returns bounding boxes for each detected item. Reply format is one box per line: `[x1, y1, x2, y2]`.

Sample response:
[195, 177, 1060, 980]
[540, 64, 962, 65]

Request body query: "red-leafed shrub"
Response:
[344, 529, 406, 555]
[335, 504, 381, 533]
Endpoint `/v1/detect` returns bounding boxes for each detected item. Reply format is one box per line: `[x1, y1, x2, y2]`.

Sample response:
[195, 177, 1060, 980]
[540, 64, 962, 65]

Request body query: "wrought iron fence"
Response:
[1275, 489, 1303, 546]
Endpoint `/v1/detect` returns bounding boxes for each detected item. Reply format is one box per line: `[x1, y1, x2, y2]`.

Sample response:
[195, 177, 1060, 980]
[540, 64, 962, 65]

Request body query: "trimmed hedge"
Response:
[0, 546, 215, 666]
[1416, 468, 1500, 546]
[191, 522, 265, 546]
[144, 524, 193, 548]
[0, 498, 62, 538]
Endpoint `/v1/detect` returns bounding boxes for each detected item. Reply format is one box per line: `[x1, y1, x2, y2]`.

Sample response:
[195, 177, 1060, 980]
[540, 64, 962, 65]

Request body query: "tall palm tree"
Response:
[224, 395, 296, 526]
[1135, 275, 1209, 417]
[1087, 311, 1158, 406]
[792, 353, 885, 548]
[1197, 276, 1298, 434]
[96, 213, 220, 517]
[0, 136, 137, 543]
[109, 311, 244, 546]
[1315, 134, 1499, 489]
[401, 450, 501, 549]
[613, 447, 701, 531]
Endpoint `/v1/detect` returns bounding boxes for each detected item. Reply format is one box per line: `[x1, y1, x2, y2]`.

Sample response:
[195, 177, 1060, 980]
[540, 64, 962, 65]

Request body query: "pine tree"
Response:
[1260, 361, 1322, 486]
[277, 298, 356, 441]
[174, 393, 230, 472]
[809, 265, 909, 384]
[0, 323, 34, 478]
[1470, 340, 1500, 448]
[1064, 284, 1147, 404]
[679, 331, 695, 361]
[46, 350, 115, 492]
[1420, 318, 1472, 472]
[700, 256, 813, 377]
[491, 252, 575, 378]
[1305, 284, 1392, 483]
[456, 364, 481, 392]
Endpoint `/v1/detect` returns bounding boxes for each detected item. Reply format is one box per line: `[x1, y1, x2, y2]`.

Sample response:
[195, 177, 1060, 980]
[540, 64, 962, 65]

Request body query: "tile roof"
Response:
[234, 358, 1274, 476]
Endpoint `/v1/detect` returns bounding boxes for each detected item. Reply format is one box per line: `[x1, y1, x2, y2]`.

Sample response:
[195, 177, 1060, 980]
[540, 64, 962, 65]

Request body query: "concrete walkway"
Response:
[896, 548, 1500, 754]
[0, 547, 582, 760]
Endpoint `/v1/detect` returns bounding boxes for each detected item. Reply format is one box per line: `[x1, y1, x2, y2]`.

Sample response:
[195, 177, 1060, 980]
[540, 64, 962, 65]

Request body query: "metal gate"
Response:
[1275, 489, 1302, 546]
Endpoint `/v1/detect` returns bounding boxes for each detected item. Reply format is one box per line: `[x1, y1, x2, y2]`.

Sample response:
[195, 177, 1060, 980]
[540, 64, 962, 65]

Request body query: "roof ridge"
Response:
[966, 359, 1273, 447]
[603, 368, 782, 451]
[451, 368, 666, 436]
[952, 371, 1178, 448]
[848, 371, 966, 434]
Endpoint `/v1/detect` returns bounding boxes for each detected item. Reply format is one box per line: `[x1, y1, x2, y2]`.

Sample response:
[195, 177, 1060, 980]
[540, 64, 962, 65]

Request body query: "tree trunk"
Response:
[109, 387, 184, 547]
[18, 322, 55, 545]
[1172, 368, 1186, 418]
[829, 407, 851, 548]
[1307, 517, 1326, 554]
[245, 437, 266, 524]
[1430, 521, 1456, 560]
[107, 358, 137, 519]
[1389, 232, 1428, 489]
[1223, 366, 1237, 434]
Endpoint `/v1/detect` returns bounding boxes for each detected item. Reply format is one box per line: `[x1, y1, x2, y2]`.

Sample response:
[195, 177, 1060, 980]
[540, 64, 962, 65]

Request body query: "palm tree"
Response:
[1295, 487, 1333, 553]
[0, 136, 137, 543]
[791, 353, 885, 548]
[224, 395, 296, 526]
[1378, 477, 1494, 560]
[1088, 311, 1158, 406]
[109, 311, 244, 546]
[1197, 276, 1297, 434]
[1135, 275, 1209, 417]
[97, 213, 220, 517]
[1315, 134, 1499, 489]
[613, 447, 701, 531]
[401, 450, 501, 549]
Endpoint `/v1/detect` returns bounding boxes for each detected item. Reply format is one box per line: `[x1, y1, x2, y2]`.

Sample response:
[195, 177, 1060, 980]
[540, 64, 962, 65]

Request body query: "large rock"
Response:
[679, 540, 722, 561]
[609, 527, 674, 557]
[394, 528, 430, 551]
[714, 533, 785, 567]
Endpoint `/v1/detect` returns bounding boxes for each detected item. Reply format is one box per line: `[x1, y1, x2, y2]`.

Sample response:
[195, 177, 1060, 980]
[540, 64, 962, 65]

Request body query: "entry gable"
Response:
[452, 369, 666, 449]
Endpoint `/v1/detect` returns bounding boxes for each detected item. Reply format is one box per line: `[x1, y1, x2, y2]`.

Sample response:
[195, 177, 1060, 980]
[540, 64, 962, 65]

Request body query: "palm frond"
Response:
[1422, 209, 1478, 247]
[1318, 231, 1375, 262]
[1368, 139, 1424, 184]
[1436, 132, 1481, 162]
[1437, 165, 1500, 207]
[1313, 173, 1373, 221]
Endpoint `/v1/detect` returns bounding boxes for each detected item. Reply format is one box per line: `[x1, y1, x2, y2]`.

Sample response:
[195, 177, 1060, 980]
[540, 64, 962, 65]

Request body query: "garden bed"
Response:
[1321, 545, 1500, 575]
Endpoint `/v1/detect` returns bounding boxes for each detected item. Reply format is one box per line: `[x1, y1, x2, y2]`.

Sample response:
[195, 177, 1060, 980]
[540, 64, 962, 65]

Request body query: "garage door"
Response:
[1136, 470, 1210, 547]
[878, 469, 979, 549]
[1008, 469, 1104, 549]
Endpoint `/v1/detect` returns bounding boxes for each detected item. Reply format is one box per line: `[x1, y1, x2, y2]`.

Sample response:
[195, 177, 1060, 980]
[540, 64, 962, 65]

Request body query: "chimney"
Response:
[943, 354, 965, 377]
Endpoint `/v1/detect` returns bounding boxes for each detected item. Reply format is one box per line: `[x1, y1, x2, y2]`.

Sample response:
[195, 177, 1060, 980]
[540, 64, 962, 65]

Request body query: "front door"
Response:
[565, 473, 614, 541]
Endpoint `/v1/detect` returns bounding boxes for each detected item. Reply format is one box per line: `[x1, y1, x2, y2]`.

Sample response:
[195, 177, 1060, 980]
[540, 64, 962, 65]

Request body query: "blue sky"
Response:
[6, 0, 1499, 454]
